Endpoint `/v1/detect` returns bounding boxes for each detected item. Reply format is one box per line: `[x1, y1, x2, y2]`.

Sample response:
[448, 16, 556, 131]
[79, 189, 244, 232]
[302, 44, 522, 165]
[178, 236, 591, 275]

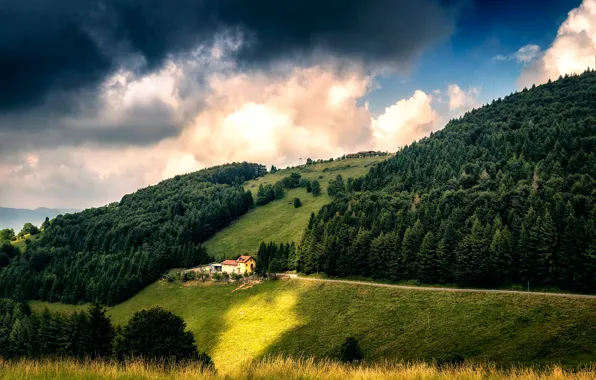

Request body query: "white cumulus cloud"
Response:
[372, 90, 440, 152]
[519, 0, 596, 87]
[447, 84, 479, 111]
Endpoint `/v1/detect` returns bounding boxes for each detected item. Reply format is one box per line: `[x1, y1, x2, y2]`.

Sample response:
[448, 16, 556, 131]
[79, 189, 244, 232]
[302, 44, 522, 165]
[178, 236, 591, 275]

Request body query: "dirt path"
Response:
[282, 274, 596, 299]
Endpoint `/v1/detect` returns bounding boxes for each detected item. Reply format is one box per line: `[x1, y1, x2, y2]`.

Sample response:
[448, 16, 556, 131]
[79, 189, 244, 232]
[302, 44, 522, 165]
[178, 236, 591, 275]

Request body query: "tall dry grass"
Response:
[1, 357, 595, 379]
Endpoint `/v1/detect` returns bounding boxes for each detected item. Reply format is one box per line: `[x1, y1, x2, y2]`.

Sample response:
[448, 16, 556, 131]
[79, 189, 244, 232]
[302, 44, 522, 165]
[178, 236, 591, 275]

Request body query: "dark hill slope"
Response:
[299, 72, 596, 292]
[0, 162, 265, 304]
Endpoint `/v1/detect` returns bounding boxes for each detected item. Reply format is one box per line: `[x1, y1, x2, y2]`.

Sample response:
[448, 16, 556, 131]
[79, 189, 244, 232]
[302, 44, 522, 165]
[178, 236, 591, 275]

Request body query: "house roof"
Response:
[221, 260, 237, 266]
[237, 255, 253, 263]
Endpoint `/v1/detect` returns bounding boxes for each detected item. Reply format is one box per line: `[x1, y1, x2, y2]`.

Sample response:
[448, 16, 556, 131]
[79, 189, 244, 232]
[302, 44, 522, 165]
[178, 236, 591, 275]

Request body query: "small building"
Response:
[237, 255, 256, 274]
[220, 256, 257, 274]
[221, 260, 239, 274]
[209, 263, 222, 273]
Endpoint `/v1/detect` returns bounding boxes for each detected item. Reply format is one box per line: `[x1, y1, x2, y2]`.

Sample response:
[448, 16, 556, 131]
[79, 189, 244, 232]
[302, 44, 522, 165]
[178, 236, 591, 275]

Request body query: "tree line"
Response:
[0, 298, 212, 367]
[0, 162, 266, 305]
[256, 241, 297, 274]
[298, 71, 596, 292]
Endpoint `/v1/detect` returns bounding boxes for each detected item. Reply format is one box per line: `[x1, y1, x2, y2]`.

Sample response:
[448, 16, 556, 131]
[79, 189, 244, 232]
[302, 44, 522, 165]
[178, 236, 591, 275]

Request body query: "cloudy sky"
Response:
[0, 0, 593, 208]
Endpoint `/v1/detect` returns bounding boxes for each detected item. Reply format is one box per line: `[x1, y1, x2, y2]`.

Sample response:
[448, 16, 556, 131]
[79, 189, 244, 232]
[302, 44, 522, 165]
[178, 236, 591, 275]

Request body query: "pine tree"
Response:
[401, 220, 424, 279]
[87, 303, 115, 358]
[455, 216, 491, 286]
[311, 180, 321, 196]
[418, 231, 437, 283]
[490, 227, 514, 284]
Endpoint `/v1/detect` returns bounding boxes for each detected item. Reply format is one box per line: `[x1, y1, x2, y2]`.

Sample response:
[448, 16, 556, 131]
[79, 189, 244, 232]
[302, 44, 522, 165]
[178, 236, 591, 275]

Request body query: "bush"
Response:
[112, 307, 212, 367]
[212, 272, 222, 281]
[231, 273, 243, 281]
[281, 172, 302, 188]
[340, 337, 363, 363]
[293, 198, 302, 208]
[182, 271, 197, 282]
[222, 272, 230, 280]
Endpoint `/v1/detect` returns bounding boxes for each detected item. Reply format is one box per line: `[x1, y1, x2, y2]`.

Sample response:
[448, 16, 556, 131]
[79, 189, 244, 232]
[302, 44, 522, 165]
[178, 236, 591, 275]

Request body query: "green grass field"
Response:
[10, 233, 40, 252]
[206, 156, 386, 260]
[31, 278, 596, 374]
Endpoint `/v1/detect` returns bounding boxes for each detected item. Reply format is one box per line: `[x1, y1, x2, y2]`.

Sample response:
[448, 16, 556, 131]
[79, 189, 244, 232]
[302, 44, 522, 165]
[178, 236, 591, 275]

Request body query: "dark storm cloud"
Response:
[0, 0, 456, 113]
[0, 99, 181, 154]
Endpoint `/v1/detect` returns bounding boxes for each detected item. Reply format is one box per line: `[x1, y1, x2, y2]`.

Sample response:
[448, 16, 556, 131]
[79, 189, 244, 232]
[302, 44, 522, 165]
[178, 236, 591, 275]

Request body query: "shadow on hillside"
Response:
[256, 280, 596, 366]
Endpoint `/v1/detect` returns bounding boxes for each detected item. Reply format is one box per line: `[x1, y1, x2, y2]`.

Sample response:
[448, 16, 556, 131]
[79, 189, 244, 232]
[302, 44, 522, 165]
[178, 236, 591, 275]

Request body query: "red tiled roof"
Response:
[221, 260, 237, 266]
[237, 255, 253, 263]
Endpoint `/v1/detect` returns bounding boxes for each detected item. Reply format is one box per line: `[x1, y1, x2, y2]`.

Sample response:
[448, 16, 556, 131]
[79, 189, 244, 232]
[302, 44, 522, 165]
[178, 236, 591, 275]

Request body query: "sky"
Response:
[0, 0, 593, 209]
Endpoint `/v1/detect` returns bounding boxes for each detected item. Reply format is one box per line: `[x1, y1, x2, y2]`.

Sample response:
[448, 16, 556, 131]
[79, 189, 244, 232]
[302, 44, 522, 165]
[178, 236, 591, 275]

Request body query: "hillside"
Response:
[299, 71, 596, 293]
[0, 207, 77, 231]
[0, 162, 265, 304]
[205, 156, 387, 260]
[31, 278, 596, 373]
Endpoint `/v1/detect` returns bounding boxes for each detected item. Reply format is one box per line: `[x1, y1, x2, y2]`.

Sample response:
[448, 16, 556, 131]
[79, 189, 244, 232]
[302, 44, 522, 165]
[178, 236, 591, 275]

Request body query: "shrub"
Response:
[231, 273, 243, 281]
[340, 337, 363, 363]
[212, 272, 222, 281]
[222, 272, 230, 280]
[182, 271, 197, 282]
[293, 198, 302, 208]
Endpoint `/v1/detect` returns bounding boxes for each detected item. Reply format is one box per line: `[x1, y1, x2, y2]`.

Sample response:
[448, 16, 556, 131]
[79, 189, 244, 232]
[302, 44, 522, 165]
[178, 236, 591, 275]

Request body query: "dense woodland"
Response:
[0, 298, 211, 366]
[0, 163, 266, 304]
[299, 71, 596, 292]
[256, 241, 297, 274]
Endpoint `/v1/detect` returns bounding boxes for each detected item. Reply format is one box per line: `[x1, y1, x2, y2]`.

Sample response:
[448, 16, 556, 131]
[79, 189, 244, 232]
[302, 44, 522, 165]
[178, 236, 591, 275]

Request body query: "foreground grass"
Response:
[205, 156, 386, 260]
[31, 279, 596, 374]
[2, 357, 596, 380]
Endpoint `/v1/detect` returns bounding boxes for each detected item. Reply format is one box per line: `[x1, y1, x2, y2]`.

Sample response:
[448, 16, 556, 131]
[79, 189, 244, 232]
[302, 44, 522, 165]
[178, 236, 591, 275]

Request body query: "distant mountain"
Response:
[0, 207, 79, 231]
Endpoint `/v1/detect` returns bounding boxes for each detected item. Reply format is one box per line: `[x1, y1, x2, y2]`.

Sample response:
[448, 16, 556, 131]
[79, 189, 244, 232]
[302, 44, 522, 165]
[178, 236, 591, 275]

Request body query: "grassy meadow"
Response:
[205, 156, 387, 260]
[3, 357, 596, 380]
[30, 278, 596, 374]
[10, 233, 40, 252]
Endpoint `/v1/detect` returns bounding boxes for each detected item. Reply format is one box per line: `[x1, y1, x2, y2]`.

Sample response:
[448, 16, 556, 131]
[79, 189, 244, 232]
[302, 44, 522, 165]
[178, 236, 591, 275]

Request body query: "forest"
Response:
[0, 298, 212, 366]
[298, 71, 596, 292]
[0, 163, 266, 305]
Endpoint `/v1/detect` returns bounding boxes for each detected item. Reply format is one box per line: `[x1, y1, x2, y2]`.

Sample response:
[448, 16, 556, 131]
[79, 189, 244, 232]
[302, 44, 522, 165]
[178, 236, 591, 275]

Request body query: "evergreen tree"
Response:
[418, 231, 438, 283]
[87, 303, 115, 358]
[311, 180, 321, 196]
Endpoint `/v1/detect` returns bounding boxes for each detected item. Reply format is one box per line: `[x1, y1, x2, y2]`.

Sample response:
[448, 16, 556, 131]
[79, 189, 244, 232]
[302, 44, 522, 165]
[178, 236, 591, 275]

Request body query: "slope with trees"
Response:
[205, 157, 387, 260]
[0, 162, 265, 305]
[299, 71, 596, 293]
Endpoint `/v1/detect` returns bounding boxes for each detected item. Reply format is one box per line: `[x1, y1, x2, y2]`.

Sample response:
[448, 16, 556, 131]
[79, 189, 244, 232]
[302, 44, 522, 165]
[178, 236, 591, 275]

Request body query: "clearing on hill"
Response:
[205, 156, 387, 260]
